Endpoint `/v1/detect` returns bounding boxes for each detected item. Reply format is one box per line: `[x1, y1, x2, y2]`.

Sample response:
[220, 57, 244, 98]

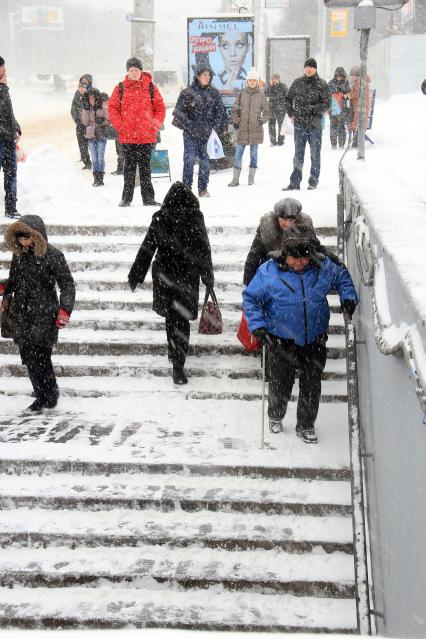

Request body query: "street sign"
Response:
[21, 6, 64, 30]
[330, 9, 349, 37]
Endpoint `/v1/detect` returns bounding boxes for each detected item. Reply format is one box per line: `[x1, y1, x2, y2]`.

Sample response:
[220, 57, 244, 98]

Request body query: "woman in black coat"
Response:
[128, 182, 214, 384]
[1, 215, 75, 411]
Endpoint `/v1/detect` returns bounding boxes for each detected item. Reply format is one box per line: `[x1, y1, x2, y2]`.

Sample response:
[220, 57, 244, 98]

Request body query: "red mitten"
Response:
[0, 283, 5, 296]
[55, 308, 70, 329]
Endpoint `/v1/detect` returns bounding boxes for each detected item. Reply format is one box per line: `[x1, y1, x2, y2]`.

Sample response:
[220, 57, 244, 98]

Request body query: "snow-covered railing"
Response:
[353, 215, 426, 417]
[346, 321, 372, 636]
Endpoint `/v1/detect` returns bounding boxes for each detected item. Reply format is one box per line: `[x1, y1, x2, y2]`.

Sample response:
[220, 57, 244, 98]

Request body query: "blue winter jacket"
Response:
[172, 64, 228, 141]
[243, 256, 358, 346]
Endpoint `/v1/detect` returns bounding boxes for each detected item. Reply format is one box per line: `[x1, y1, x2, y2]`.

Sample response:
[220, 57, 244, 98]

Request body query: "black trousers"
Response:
[19, 343, 58, 405]
[165, 309, 190, 369]
[267, 336, 327, 429]
[122, 143, 155, 204]
[329, 115, 346, 148]
[268, 113, 285, 144]
[76, 126, 90, 165]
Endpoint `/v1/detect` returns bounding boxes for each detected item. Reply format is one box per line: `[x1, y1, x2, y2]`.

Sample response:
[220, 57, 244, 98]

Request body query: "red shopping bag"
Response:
[237, 312, 260, 352]
[198, 288, 223, 335]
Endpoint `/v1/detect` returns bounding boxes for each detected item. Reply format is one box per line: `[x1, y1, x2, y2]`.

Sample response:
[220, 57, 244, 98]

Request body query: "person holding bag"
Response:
[128, 182, 214, 385]
[1, 215, 75, 412]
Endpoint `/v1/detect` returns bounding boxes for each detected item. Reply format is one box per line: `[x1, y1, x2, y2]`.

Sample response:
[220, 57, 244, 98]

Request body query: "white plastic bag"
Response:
[281, 115, 294, 137]
[207, 130, 225, 160]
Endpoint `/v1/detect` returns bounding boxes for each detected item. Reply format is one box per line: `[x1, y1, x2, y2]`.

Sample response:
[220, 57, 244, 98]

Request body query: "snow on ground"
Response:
[4, 632, 361, 639]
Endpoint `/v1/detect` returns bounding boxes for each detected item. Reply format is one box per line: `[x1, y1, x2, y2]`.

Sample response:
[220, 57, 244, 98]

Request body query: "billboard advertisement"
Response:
[187, 16, 254, 110]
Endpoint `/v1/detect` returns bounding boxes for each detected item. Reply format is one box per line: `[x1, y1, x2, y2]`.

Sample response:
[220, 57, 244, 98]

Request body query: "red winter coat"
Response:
[108, 73, 166, 145]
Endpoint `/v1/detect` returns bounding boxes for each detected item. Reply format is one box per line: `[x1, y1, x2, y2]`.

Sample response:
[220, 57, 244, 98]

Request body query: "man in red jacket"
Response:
[109, 58, 166, 207]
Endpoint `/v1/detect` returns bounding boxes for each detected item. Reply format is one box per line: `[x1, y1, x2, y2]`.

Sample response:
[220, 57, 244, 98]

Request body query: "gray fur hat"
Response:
[274, 198, 303, 219]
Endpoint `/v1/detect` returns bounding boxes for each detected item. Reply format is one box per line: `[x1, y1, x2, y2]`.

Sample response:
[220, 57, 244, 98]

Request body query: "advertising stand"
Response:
[187, 15, 255, 169]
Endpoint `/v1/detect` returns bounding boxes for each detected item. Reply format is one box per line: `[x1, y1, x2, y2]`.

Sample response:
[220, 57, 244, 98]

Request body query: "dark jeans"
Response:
[165, 308, 190, 369]
[76, 126, 90, 165]
[289, 124, 322, 188]
[330, 115, 346, 148]
[0, 140, 17, 213]
[268, 113, 285, 144]
[122, 143, 155, 204]
[267, 336, 327, 430]
[19, 343, 58, 405]
[182, 134, 209, 194]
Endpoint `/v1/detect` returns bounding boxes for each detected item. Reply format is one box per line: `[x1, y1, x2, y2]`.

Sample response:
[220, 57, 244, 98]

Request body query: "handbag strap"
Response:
[203, 287, 218, 306]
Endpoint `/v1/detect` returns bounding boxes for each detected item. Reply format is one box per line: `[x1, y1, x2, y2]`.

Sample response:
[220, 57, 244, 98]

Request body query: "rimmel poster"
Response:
[187, 16, 254, 107]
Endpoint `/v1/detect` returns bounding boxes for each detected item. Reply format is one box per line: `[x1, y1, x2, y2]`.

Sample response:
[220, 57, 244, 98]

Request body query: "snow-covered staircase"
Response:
[0, 222, 357, 632]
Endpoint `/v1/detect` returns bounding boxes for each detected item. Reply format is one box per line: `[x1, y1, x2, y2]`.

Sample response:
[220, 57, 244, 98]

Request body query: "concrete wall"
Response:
[368, 33, 426, 98]
[342, 174, 426, 637]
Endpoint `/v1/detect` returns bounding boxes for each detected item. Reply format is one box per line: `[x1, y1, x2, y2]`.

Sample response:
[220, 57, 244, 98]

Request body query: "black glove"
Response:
[202, 273, 214, 290]
[252, 327, 271, 347]
[341, 299, 357, 319]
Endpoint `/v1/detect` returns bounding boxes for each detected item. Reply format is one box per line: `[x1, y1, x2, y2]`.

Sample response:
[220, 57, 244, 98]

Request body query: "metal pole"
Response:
[260, 344, 266, 449]
[131, 0, 155, 72]
[357, 28, 370, 160]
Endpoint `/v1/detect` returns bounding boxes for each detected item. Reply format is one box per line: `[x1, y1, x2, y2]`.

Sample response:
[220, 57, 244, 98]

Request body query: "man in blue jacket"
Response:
[172, 62, 228, 198]
[243, 226, 358, 444]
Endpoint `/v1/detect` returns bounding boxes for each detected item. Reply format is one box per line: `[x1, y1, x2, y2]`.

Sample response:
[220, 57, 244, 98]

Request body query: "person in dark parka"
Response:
[1, 215, 75, 411]
[172, 62, 228, 197]
[70, 74, 93, 169]
[265, 73, 288, 146]
[328, 67, 350, 149]
[283, 58, 331, 191]
[243, 198, 314, 286]
[128, 182, 214, 385]
[0, 55, 22, 218]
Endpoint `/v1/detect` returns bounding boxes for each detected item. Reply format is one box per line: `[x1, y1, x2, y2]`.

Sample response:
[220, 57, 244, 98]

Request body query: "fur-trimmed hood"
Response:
[4, 215, 48, 257]
[259, 210, 314, 253]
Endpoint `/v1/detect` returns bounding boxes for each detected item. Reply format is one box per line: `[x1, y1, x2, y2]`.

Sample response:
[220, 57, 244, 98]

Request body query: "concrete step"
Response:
[73, 290, 343, 313]
[0, 506, 353, 554]
[0, 544, 355, 597]
[0, 584, 357, 632]
[0, 353, 347, 381]
[0, 471, 351, 516]
[0, 224, 338, 238]
[0, 330, 347, 358]
[0, 375, 348, 402]
[0, 235, 337, 255]
[55, 308, 345, 335]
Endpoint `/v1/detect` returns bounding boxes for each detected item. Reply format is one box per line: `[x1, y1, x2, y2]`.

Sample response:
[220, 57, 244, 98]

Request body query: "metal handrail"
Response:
[337, 181, 372, 635]
[345, 321, 372, 635]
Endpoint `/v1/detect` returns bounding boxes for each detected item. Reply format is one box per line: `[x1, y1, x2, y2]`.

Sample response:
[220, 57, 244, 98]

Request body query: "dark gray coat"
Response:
[128, 182, 214, 320]
[4, 215, 75, 346]
[0, 84, 21, 142]
[285, 74, 331, 129]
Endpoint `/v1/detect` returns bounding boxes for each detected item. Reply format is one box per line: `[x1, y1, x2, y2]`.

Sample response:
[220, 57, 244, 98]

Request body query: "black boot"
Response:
[5, 209, 21, 219]
[173, 365, 188, 385]
[98, 172, 104, 186]
[26, 398, 45, 412]
[92, 171, 98, 186]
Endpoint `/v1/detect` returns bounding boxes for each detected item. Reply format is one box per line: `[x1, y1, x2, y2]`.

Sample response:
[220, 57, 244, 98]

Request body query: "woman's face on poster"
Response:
[218, 32, 249, 72]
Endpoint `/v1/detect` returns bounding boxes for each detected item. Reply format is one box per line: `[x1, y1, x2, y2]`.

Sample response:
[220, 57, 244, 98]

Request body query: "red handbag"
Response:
[198, 288, 223, 335]
[237, 311, 261, 352]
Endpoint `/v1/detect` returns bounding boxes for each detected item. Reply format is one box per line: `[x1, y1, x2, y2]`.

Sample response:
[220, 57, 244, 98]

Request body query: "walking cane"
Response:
[260, 344, 266, 449]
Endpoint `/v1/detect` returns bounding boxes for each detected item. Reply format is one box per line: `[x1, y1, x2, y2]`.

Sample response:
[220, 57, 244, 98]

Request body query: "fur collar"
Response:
[4, 220, 48, 257]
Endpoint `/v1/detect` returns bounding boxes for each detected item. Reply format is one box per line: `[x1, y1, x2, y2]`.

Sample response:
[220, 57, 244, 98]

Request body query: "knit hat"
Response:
[126, 57, 143, 71]
[274, 198, 302, 220]
[0, 57, 5, 67]
[304, 58, 317, 70]
[246, 67, 260, 82]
